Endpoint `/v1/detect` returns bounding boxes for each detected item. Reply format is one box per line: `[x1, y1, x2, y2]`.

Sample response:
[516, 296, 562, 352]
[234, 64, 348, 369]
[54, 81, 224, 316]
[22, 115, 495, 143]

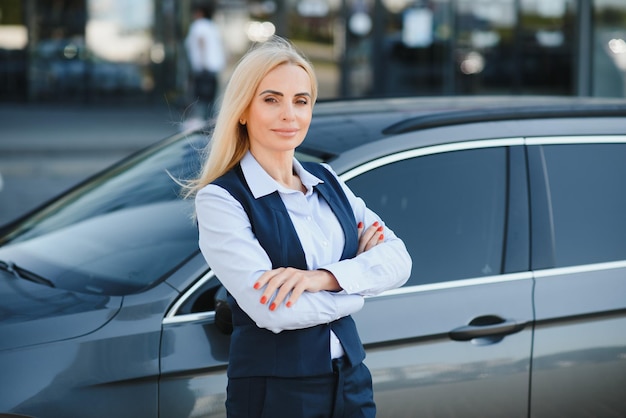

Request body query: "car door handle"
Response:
[449, 316, 527, 341]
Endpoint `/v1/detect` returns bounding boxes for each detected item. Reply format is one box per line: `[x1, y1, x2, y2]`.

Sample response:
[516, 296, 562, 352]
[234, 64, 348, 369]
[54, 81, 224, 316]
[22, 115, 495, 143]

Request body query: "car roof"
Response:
[302, 95, 626, 160]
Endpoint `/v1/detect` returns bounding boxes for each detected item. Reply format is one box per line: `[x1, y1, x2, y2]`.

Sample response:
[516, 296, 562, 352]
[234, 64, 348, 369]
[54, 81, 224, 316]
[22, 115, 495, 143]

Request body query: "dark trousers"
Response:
[225, 359, 376, 418]
[191, 70, 217, 119]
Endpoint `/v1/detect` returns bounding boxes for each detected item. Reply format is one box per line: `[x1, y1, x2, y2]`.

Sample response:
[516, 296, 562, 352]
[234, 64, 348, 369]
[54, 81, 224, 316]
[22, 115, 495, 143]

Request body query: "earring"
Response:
[239, 119, 246, 125]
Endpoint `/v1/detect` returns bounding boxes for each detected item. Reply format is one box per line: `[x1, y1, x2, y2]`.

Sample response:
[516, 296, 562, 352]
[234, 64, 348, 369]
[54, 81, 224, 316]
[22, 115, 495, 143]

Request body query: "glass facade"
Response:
[346, 0, 578, 97]
[0, 0, 27, 99]
[29, 0, 157, 101]
[0, 0, 625, 102]
[593, 0, 626, 97]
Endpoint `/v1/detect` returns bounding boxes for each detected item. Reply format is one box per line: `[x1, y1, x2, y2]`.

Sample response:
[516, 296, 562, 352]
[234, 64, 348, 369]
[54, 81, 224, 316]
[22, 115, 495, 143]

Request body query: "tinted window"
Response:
[542, 143, 626, 267]
[347, 147, 507, 286]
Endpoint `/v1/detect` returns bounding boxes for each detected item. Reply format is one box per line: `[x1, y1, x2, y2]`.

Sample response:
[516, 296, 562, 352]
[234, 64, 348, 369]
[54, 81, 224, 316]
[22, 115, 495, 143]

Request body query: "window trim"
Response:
[368, 259, 626, 301]
[532, 260, 626, 279]
[526, 136, 626, 145]
[163, 270, 217, 325]
[367, 271, 533, 300]
[339, 138, 525, 181]
[339, 136, 626, 184]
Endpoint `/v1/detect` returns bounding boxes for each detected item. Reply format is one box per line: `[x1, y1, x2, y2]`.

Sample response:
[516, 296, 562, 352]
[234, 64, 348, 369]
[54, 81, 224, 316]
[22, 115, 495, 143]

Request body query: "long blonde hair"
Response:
[184, 36, 318, 198]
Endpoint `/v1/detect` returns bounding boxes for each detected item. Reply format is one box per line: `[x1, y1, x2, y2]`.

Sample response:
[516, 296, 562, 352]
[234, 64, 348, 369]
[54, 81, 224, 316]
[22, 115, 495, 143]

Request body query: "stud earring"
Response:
[239, 119, 246, 125]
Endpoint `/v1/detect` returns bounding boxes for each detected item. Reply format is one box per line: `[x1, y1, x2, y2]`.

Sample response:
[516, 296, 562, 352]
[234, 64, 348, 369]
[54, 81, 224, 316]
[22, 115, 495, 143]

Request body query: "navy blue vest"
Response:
[213, 162, 366, 378]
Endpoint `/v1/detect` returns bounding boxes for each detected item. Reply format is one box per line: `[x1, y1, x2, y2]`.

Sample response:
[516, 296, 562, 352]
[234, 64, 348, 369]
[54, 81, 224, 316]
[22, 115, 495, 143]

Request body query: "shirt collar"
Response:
[240, 151, 324, 199]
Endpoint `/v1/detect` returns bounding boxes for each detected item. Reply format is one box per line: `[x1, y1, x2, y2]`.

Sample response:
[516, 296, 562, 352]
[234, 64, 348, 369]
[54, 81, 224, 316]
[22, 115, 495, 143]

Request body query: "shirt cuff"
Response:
[331, 292, 365, 318]
[324, 258, 363, 294]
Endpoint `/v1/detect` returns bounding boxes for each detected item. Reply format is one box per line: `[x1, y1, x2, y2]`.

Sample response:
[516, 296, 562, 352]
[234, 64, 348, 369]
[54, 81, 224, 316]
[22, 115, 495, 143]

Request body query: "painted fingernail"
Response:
[377, 226, 383, 232]
[373, 221, 379, 227]
[286, 301, 292, 308]
[379, 234, 384, 241]
[269, 303, 277, 311]
[357, 222, 363, 228]
[260, 296, 267, 304]
[253, 282, 260, 289]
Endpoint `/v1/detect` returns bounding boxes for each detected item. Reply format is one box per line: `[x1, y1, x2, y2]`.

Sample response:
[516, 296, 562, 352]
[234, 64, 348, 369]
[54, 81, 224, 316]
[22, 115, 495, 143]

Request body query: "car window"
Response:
[541, 143, 626, 267]
[346, 147, 507, 287]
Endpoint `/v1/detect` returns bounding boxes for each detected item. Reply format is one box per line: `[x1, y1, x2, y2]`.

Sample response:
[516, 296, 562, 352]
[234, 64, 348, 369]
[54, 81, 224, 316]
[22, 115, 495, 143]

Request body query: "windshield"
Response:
[0, 132, 207, 295]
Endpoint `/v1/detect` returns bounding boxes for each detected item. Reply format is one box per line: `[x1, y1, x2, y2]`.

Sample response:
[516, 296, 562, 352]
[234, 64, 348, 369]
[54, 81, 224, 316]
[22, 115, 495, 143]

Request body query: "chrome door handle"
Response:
[449, 316, 527, 341]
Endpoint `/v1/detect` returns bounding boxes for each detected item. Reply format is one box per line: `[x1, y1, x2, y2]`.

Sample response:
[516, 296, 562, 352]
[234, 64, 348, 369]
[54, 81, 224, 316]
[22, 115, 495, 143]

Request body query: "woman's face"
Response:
[244, 63, 313, 156]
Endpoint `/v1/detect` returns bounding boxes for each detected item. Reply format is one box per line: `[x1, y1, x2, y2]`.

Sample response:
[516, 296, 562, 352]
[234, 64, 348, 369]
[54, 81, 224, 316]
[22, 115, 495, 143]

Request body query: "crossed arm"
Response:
[196, 182, 411, 333]
[253, 220, 385, 311]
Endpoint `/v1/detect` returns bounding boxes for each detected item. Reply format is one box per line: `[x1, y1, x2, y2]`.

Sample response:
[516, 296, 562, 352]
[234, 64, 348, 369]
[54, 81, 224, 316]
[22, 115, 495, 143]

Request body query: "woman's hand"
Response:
[254, 267, 340, 311]
[253, 221, 384, 311]
[357, 221, 384, 255]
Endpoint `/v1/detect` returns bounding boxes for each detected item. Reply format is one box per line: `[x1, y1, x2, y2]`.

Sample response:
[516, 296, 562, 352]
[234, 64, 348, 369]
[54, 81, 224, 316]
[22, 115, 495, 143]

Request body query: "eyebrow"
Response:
[259, 89, 311, 98]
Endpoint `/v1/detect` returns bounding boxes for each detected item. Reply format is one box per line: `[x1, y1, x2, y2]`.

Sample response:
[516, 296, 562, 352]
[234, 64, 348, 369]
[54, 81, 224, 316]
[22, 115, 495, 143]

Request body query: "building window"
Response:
[593, 0, 626, 97]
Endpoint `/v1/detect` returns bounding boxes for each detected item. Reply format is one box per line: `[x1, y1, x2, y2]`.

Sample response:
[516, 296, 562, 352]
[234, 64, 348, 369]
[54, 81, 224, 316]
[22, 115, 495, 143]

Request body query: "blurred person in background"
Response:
[185, 0, 225, 121]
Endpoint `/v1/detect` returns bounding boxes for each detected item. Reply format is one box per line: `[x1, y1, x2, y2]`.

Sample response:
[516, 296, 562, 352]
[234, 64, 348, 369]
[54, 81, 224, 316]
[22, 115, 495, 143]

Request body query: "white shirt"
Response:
[195, 152, 412, 357]
[185, 18, 225, 73]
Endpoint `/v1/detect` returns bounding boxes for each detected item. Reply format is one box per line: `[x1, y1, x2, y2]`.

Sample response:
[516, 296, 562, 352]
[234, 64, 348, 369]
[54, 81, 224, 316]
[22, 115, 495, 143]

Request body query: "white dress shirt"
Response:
[185, 18, 225, 73]
[196, 152, 412, 357]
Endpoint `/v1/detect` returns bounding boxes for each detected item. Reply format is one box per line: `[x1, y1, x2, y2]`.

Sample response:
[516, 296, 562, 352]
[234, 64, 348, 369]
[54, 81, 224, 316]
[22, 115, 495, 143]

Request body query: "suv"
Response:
[1, 96, 625, 417]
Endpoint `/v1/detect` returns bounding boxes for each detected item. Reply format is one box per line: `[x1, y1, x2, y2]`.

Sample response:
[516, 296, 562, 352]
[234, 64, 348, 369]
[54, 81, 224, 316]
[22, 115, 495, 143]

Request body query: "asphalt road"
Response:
[0, 101, 187, 226]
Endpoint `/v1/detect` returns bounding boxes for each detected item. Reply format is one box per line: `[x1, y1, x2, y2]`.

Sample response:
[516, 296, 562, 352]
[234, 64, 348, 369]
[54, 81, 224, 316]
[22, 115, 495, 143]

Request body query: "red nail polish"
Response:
[260, 296, 267, 304]
[379, 234, 384, 241]
[269, 303, 276, 311]
[286, 301, 292, 308]
[377, 226, 383, 232]
[357, 222, 363, 228]
[373, 221, 379, 227]
[253, 282, 260, 289]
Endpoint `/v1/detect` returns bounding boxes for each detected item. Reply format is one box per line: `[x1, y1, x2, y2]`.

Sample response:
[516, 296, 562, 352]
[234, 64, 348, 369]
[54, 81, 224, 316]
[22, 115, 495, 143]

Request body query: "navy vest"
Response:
[213, 162, 366, 378]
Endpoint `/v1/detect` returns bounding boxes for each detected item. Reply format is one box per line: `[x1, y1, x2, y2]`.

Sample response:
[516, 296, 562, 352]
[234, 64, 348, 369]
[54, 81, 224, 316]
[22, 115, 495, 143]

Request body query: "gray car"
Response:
[1, 96, 625, 418]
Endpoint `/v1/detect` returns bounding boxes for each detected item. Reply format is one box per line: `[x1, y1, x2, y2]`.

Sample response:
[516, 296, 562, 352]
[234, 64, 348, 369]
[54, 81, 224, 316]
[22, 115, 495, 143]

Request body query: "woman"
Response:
[188, 36, 412, 417]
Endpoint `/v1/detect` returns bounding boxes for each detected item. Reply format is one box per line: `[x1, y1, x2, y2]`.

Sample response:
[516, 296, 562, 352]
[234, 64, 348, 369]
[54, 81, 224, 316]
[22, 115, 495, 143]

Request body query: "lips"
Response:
[272, 128, 299, 137]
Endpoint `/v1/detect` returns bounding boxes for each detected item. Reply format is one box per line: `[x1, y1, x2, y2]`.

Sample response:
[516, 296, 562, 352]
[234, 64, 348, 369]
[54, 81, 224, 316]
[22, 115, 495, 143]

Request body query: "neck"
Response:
[250, 149, 302, 191]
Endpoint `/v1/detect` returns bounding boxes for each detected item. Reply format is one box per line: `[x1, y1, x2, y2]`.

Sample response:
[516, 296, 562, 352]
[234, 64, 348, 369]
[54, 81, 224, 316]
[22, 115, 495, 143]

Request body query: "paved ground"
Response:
[0, 101, 193, 226]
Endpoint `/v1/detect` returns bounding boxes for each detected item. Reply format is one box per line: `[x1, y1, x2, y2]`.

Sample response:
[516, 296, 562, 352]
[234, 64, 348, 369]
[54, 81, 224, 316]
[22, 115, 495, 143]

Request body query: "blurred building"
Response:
[0, 0, 625, 103]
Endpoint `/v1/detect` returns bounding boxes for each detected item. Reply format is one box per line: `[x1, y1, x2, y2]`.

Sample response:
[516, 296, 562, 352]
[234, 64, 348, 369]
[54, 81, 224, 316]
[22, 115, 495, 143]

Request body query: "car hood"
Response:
[0, 269, 122, 351]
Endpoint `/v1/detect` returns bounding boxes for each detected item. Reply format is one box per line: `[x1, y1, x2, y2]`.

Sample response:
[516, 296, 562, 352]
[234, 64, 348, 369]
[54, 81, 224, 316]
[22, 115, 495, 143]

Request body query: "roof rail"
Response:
[383, 103, 626, 135]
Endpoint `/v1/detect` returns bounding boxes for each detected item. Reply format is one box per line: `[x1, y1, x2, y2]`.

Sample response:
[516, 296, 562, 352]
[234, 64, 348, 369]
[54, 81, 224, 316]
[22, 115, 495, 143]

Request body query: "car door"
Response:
[159, 254, 230, 418]
[343, 140, 534, 417]
[527, 138, 626, 417]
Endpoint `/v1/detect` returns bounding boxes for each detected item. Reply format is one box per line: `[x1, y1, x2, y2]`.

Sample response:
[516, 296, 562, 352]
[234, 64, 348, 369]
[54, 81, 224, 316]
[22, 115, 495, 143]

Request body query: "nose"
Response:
[281, 102, 295, 121]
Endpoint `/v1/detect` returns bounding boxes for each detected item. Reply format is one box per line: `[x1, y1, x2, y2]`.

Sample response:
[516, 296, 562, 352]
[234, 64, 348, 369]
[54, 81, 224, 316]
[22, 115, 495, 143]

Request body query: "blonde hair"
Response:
[184, 36, 318, 198]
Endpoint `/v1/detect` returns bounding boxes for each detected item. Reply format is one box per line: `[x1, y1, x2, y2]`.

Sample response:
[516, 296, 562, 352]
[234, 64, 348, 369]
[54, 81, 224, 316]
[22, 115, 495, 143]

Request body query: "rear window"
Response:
[542, 143, 626, 267]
